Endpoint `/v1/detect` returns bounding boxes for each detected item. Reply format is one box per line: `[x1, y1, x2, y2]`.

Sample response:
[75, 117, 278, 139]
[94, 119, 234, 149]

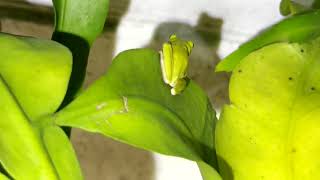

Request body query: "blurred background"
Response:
[0, 0, 283, 179]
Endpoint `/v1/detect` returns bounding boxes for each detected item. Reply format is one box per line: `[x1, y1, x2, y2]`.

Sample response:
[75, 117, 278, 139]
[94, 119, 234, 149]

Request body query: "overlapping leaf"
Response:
[0, 33, 82, 179]
[51, 0, 110, 106]
[215, 10, 320, 72]
[0, 33, 72, 120]
[53, 49, 221, 179]
[0, 75, 58, 179]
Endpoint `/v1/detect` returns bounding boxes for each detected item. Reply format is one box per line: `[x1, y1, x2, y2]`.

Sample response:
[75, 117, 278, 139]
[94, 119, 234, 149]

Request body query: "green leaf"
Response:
[314, 0, 320, 9]
[280, 0, 308, 15]
[52, 49, 220, 179]
[51, 0, 110, 107]
[0, 33, 72, 121]
[0, 173, 9, 180]
[280, 0, 292, 15]
[216, 37, 320, 179]
[41, 125, 83, 180]
[198, 161, 222, 180]
[216, 9, 320, 72]
[52, 0, 109, 45]
[0, 75, 58, 179]
[0, 33, 80, 179]
[280, 0, 320, 16]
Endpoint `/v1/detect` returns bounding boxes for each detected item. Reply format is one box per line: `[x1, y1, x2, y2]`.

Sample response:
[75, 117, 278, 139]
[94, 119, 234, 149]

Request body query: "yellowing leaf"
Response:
[216, 37, 320, 179]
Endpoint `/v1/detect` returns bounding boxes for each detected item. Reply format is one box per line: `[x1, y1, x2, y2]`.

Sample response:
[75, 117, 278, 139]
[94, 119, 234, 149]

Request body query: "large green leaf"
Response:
[51, 0, 110, 107]
[216, 37, 320, 179]
[216, 9, 320, 72]
[0, 75, 58, 179]
[52, 0, 109, 45]
[40, 125, 83, 180]
[0, 33, 72, 120]
[52, 49, 221, 179]
[0, 33, 81, 179]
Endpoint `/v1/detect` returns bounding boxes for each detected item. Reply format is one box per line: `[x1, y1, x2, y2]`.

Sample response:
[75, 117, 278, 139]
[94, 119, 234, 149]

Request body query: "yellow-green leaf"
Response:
[216, 37, 320, 179]
[0, 33, 72, 120]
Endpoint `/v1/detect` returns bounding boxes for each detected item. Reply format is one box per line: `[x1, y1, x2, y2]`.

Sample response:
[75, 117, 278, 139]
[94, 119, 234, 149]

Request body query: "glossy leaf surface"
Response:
[53, 49, 221, 179]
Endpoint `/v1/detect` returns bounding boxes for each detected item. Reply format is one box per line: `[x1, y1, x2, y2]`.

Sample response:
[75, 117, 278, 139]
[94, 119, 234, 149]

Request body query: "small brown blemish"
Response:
[238, 69, 242, 73]
[311, 87, 316, 91]
[288, 77, 293, 81]
[300, 49, 304, 53]
[291, 148, 296, 153]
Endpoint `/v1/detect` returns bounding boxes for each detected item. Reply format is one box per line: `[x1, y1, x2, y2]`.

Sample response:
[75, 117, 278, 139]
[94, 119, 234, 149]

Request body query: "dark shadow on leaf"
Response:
[52, 32, 90, 108]
[217, 155, 234, 180]
[0, 1, 156, 180]
[199, 142, 218, 170]
[0, 163, 12, 180]
[51, 32, 90, 136]
[313, 0, 320, 9]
